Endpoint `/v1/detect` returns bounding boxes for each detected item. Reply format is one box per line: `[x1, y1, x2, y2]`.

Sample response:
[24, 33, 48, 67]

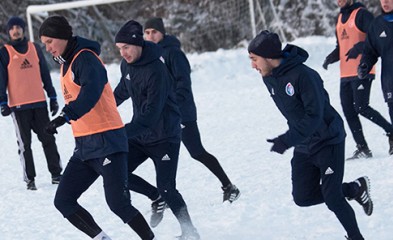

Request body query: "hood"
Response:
[159, 35, 181, 49]
[67, 36, 100, 58]
[129, 41, 162, 66]
[271, 44, 309, 76]
[56, 36, 101, 64]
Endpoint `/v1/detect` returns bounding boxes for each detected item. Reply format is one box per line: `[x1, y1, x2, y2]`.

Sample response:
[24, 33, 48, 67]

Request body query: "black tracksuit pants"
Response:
[291, 141, 363, 239]
[181, 120, 231, 187]
[340, 78, 393, 148]
[11, 107, 62, 182]
[127, 140, 195, 231]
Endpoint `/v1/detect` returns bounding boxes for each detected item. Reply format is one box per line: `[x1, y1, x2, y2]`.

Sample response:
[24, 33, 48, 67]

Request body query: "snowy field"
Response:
[0, 36, 392, 239]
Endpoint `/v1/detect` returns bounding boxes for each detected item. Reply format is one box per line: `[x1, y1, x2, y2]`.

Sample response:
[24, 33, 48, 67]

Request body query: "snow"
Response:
[0, 36, 392, 240]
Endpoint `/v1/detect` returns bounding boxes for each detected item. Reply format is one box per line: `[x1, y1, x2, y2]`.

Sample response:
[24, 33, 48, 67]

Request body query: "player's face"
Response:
[40, 36, 68, 58]
[144, 28, 164, 44]
[8, 25, 24, 41]
[381, 0, 393, 13]
[337, 0, 352, 8]
[116, 43, 142, 63]
[249, 52, 274, 77]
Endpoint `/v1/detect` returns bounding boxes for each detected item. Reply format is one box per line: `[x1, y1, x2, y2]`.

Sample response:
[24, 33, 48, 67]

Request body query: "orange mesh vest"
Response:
[4, 42, 46, 107]
[337, 8, 376, 78]
[60, 49, 124, 137]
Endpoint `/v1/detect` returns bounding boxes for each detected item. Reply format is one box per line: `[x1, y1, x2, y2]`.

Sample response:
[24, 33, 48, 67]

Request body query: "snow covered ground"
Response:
[0, 36, 392, 239]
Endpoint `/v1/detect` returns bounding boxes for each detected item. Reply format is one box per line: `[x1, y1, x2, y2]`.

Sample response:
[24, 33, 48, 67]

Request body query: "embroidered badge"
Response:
[285, 82, 295, 96]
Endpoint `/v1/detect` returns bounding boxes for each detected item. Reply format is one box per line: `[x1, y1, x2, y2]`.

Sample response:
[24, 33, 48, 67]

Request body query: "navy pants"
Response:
[127, 140, 187, 212]
[12, 107, 62, 182]
[387, 102, 393, 125]
[340, 78, 393, 147]
[127, 140, 195, 231]
[54, 152, 139, 223]
[291, 141, 362, 239]
[181, 121, 231, 187]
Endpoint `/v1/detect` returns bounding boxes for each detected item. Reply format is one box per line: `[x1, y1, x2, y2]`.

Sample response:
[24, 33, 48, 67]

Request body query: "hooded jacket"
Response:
[159, 35, 197, 123]
[58, 36, 128, 160]
[114, 41, 181, 145]
[263, 45, 346, 154]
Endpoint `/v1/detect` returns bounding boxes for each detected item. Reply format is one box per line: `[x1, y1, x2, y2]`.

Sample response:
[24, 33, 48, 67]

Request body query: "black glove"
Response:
[357, 63, 369, 79]
[345, 48, 360, 61]
[267, 137, 288, 154]
[50, 99, 59, 116]
[45, 115, 67, 134]
[1, 104, 11, 116]
[322, 55, 335, 70]
[345, 42, 364, 61]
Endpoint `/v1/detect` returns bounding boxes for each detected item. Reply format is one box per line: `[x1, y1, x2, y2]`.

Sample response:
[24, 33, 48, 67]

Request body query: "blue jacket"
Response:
[159, 35, 197, 123]
[263, 44, 346, 154]
[0, 37, 56, 110]
[59, 36, 128, 160]
[361, 13, 393, 102]
[114, 41, 181, 145]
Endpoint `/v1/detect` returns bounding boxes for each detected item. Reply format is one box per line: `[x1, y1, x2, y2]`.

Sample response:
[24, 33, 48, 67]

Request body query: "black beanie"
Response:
[7, 16, 25, 32]
[39, 16, 73, 40]
[144, 17, 166, 35]
[115, 20, 144, 47]
[248, 30, 282, 59]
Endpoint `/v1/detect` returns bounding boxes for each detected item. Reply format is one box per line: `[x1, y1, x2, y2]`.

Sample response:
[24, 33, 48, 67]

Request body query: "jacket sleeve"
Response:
[62, 51, 107, 121]
[360, 20, 380, 70]
[34, 43, 57, 99]
[356, 8, 374, 33]
[167, 48, 192, 107]
[324, 16, 340, 63]
[0, 47, 9, 104]
[125, 64, 168, 138]
[113, 60, 130, 106]
[281, 70, 324, 147]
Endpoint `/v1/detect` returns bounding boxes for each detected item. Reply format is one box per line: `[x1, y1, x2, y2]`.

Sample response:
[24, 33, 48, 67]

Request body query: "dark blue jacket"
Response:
[0, 37, 56, 110]
[114, 41, 181, 145]
[263, 45, 346, 154]
[361, 13, 393, 102]
[58, 36, 128, 160]
[159, 35, 197, 123]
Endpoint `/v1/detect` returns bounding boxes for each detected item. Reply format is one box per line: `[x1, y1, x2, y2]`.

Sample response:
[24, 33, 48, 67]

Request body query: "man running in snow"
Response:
[249, 30, 373, 240]
[39, 15, 155, 240]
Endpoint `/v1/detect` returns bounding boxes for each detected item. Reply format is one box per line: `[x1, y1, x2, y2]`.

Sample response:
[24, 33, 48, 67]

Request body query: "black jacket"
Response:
[159, 35, 197, 123]
[114, 41, 181, 145]
[263, 45, 346, 154]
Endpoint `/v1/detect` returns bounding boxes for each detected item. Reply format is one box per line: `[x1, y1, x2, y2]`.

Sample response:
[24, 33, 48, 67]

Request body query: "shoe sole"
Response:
[346, 155, 373, 161]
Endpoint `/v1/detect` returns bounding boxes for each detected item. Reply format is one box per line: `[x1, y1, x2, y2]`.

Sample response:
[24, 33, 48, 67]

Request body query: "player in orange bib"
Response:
[0, 16, 62, 190]
[39, 16, 155, 240]
[323, 0, 393, 159]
